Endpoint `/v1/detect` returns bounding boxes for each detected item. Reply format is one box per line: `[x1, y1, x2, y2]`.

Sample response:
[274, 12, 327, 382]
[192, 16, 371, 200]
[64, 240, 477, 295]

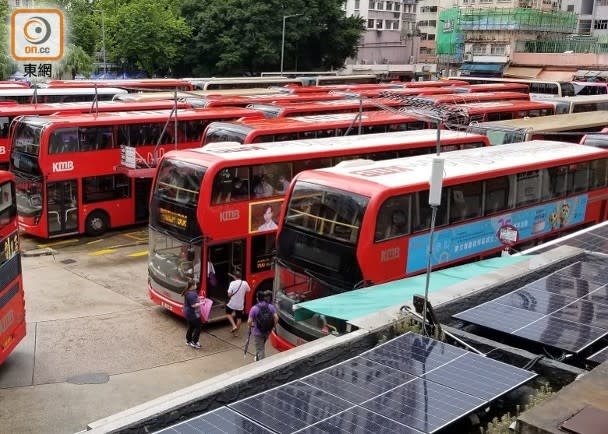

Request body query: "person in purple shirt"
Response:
[182, 278, 202, 349]
[247, 290, 278, 361]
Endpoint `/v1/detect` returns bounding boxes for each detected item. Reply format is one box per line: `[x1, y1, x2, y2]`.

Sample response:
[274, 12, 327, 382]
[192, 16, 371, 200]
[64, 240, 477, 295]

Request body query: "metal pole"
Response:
[280, 16, 287, 76]
[436, 120, 441, 155]
[101, 10, 107, 76]
[358, 96, 363, 135]
[421, 205, 438, 336]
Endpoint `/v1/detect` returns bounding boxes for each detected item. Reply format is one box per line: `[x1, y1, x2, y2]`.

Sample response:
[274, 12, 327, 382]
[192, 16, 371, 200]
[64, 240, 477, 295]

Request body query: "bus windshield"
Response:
[204, 124, 249, 144]
[12, 120, 44, 156]
[154, 159, 206, 207]
[285, 181, 369, 244]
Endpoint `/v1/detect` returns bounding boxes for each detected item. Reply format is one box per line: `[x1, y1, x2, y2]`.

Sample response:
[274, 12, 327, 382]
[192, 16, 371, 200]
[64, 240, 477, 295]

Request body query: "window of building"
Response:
[355, 0, 360, 8]
[594, 20, 608, 30]
[395, 2, 401, 10]
[386, 1, 393, 10]
[368, 0, 375, 9]
[490, 44, 506, 55]
[376, 19, 383, 29]
[393, 21, 399, 30]
[472, 44, 487, 55]
[368, 19, 375, 29]
[377, 1, 384, 10]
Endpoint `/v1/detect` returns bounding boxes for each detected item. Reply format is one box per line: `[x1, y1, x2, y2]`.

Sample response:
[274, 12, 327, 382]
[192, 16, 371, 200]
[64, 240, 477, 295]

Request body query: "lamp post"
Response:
[281, 14, 303, 76]
[93, 10, 107, 76]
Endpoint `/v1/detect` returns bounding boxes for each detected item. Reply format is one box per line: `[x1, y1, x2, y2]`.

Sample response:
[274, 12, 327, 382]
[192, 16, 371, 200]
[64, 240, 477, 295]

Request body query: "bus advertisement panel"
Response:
[9, 107, 263, 239]
[0, 171, 25, 365]
[0, 99, 195, 170]
[202, 111, 431, 145]
[147, 130, 489, 321]
[272, 141, 608, 350]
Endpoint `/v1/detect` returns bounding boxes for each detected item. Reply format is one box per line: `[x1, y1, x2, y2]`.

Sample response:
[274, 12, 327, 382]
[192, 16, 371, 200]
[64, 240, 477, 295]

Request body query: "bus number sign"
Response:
[159, 208, 187, 229]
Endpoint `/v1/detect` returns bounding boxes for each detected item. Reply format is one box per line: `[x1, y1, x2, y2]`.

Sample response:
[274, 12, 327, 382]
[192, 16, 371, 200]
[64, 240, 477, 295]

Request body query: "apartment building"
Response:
[561, 0, 608, 37]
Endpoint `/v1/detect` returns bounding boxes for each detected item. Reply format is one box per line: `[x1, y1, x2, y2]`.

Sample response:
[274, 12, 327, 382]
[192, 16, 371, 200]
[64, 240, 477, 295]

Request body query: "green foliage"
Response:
[57, 43, 94, 78]
[107, 0, 191, 76]
[0, 0, 13, 80]
[180, 0, 364, 76]
[481, 384, 555, 434]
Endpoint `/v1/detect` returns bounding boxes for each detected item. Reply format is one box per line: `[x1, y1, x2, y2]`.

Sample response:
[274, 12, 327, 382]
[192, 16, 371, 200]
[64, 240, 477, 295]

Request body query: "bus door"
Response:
[46, 180, 78, 236]
[134, 178, 152, 222]
[207, 239, 245, 308]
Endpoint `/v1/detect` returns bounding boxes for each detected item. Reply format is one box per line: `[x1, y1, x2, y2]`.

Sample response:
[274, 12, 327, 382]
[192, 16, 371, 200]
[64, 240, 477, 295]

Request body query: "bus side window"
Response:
[412, 189, 448, 232]
[541, 166, 568, 200]
[449, 181, 482, 224]
[375, 195, 410, 242]
[294, 158, 332, 175]
[589, 159, 608, 190]
[569, 162, 589, 193]
[117, 125, 130, 147]
[484, 176, 514, 215]
[212, 169, 234, 204]
[516, 170, 541, 206]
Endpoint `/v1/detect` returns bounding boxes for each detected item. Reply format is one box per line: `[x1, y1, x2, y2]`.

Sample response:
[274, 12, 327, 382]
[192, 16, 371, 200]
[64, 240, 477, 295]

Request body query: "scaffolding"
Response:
[436, 7, 577, 55]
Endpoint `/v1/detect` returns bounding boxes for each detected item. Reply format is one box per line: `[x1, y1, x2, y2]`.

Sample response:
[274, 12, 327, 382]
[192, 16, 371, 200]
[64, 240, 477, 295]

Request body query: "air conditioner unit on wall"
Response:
[464, 53, 474, 61]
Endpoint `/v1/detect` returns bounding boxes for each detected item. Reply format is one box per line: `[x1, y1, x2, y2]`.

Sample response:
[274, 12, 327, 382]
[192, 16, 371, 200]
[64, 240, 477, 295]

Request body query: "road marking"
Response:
[36, 239, 79, 248]
[124, 231, 148, 241]
[86, 238, 104, 245]
[128, 251, 148, 257]
[89, 249, 117, 256]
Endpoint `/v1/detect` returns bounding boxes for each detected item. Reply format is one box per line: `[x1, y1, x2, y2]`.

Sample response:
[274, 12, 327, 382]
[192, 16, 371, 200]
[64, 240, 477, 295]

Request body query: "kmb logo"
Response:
[11, 9, 64, 61]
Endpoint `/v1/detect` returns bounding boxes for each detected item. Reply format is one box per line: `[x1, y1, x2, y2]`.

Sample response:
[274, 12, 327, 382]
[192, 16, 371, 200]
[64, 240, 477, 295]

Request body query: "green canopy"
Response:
[293, 256, 530, 322]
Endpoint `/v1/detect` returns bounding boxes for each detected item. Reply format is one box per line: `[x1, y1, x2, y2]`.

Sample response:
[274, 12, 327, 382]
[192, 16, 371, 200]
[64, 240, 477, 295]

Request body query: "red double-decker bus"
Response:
[0, 100, 196, 170]
[147, 129, 489, 320]
[0, 171, 25, 365]
[197, 92, 344, 108]
[203, 111, 431, 145]
[0, 87, 127, 104]
[460, 83, 530, 94]
[399, 79, 469, 88]
[9, 107, 262, 238]
[272, 141, 608, 350]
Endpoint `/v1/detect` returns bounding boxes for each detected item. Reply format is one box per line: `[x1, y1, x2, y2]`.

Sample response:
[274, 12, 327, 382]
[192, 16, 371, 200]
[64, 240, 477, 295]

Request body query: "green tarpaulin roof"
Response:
[293, 255, 530, 322]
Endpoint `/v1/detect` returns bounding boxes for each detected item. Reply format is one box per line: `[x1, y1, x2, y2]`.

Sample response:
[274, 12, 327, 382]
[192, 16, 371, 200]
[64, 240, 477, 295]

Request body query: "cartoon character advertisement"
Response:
[406, 195, 588, 274]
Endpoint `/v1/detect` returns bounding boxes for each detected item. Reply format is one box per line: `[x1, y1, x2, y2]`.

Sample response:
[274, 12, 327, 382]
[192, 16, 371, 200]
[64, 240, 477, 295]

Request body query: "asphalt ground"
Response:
[0, 227, 277, 433]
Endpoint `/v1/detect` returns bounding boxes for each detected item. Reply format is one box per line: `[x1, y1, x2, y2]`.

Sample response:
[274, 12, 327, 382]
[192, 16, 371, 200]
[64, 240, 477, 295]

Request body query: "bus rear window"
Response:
[285, 181, 368, 244]
[154, 159, 206, 206]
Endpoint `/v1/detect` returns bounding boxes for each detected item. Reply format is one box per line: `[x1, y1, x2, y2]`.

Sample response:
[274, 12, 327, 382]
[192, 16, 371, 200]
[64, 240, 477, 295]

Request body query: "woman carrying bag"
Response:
[183, 278, 202, 349]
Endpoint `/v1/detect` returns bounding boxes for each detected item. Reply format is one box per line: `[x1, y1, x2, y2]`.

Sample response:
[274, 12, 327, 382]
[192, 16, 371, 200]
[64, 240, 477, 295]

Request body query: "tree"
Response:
[0, 0, 14, 80]
[107, 0, 191, 76]
[180, 0, 364, 76]
[57, 44, 94, 79]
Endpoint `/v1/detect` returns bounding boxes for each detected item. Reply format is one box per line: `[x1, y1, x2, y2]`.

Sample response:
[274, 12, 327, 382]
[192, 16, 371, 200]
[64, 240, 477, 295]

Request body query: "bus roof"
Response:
[247, 98, 400, 110]
[473, 111, 608, 132]
[306, 140, 608, 191]
[0, 87, 128, 97]
[208, 111, 419, 133]
[532, 94, 608, 104]
[421, 92, 529, 104]
[114, 88, 283, 102]
[17, 107, 261, 125]
[0, 100, 192, 116]
[43, 79, 192, 89]
[178, 129, 488, 162]
[457, 100, 553, 113]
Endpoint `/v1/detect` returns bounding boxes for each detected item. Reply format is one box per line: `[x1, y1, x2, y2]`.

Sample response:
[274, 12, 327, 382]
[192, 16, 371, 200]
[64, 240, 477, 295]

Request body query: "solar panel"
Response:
[158, 333, 536, 434]
[228, 381, 352, 433]
[301, 357, 416, 405]
[454, 259, 608, 353]
[587, 346, 608, 364]
[156, 407, 273, 434]
[296, 407, 423, 434]
[531, 222, 608, 254]
[361, 378, 486, 433]
[512, 316, 607, 353]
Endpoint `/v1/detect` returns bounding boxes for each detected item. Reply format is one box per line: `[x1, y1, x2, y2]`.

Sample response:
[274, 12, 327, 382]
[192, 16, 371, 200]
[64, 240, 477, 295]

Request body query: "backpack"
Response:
[256, 304, 275, 334]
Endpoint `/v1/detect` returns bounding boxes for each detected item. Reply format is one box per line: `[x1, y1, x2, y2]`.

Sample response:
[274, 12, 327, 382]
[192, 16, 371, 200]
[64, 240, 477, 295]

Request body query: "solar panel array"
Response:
[454, 259, 608, 354]
[532, 223, 608, 255]
[157, 333, 535, 434]
[587, 346, 608, 364]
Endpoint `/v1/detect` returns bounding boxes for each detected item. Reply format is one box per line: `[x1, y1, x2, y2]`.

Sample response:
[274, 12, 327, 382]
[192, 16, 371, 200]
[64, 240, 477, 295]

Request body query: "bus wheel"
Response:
[85, 211, 109, 236]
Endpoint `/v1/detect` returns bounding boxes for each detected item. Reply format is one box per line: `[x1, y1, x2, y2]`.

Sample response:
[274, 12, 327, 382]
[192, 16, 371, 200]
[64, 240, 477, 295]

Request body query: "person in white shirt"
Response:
[225, 269, 250, 337]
